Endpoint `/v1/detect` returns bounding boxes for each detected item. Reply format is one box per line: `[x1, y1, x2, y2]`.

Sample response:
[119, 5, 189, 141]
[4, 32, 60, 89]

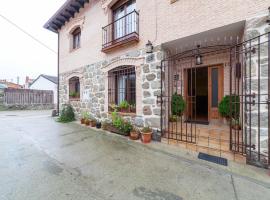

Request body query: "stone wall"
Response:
[244, 12, 269, 158]
[59, 46, 164, 130]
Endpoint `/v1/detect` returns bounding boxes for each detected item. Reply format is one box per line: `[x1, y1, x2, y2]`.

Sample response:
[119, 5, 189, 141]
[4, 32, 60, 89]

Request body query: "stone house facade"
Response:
[45, 0, 270, 167]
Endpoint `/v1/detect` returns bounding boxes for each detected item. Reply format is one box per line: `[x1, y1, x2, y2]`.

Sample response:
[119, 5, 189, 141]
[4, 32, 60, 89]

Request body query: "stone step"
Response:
[162, 138, 247, 163]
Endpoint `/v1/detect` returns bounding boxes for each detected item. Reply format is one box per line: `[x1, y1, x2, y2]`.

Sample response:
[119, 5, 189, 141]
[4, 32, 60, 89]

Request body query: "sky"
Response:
[0, 0, 66, 85]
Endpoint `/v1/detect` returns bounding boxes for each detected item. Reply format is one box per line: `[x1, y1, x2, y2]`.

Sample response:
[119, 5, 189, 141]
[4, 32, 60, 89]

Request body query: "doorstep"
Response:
[72, 120, 270, 186]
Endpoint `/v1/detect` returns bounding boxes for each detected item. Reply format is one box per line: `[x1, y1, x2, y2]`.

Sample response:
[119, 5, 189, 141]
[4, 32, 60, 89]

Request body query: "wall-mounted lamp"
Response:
[195, 45, 203, 65]
[146, 40, 153, 53]
[266, 7, 270, 25]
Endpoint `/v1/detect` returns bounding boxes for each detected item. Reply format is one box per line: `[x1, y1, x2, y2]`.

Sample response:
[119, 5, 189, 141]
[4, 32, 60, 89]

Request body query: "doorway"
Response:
[185, 67, 209, 124]
[185, 65, 224, 124]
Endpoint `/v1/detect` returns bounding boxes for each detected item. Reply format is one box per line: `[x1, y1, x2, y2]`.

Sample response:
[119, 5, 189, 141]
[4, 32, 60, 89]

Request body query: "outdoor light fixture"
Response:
[146, 40, 153, 53]
[195, 45, 203, 65]
[266, 7, 270, 25]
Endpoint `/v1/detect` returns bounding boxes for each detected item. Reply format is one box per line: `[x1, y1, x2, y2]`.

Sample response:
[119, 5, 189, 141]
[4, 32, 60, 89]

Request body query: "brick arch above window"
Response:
[102, 57, 144, 73]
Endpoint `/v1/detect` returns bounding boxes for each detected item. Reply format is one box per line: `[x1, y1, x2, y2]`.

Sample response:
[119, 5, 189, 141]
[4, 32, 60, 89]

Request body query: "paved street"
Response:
[0, 110, 270, 200]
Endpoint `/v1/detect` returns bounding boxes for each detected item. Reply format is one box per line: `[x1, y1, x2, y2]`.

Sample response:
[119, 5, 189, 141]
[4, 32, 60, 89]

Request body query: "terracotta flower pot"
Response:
[85, 119, 90, 126]
[90, 121, 96, 127]
[141, 131, 152, 143]
[81, 118, 85, 124]
[130, 131, 139, 140]
[232, 125, 241, 130]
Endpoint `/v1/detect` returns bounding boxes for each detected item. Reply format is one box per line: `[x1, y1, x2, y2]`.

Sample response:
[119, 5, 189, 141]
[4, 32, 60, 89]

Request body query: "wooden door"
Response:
[208, 65, 224, 120]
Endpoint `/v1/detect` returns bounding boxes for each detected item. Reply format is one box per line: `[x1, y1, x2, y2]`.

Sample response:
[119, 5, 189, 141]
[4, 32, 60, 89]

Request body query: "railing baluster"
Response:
[102, 11, 139, 49]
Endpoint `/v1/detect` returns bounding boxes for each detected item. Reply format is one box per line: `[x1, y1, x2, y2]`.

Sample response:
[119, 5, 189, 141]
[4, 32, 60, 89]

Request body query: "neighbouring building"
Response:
[30, 74, 58, 105]
[24, 76, 34, 89]
[0, 80, 23, 89]
[44, 0, 270, 168]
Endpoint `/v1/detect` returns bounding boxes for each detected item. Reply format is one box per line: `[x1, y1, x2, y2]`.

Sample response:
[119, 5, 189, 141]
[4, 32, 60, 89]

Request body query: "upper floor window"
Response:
[72, 27, 81, 49]
[108, 66, 136, 113]
[102, 0, 138, 52]
[112, 0, 136, 39]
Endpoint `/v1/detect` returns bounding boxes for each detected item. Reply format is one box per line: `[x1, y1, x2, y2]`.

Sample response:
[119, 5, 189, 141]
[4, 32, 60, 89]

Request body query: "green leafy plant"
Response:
[82, 111, 89, 119]
[58, 104, 75, 123]
[69, 91, 78, 98]
[218, 95, 240, 118]
[141, 126, 152, 133]
[119, 100, 129, 109]
[111, 111, 123, 128]
[120, 121, 133, 134]
[171, 93, 186, 116]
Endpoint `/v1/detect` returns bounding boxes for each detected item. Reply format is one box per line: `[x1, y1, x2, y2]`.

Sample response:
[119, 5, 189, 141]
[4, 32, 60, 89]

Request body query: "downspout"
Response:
[57, 32, 60, 115]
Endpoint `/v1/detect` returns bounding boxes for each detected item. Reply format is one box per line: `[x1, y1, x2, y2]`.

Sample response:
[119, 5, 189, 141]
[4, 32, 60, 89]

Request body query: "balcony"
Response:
[102, 10, 139, 52]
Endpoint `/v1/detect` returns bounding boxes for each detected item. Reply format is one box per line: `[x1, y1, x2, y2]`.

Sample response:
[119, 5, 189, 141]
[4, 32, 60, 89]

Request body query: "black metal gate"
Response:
[160, 33, 270, 168]
[229, 33, 270, 168]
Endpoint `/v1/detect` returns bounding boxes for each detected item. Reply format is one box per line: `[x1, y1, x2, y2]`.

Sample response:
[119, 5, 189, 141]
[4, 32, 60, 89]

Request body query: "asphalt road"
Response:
[0, 110, 269, 200]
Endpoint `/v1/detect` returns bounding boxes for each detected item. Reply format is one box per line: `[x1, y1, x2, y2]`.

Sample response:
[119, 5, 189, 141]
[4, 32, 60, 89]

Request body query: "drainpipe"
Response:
[57, 32, 60, 115]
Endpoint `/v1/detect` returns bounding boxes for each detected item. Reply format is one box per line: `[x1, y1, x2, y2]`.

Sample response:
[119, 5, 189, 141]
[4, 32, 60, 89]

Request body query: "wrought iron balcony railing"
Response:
[102, 10, 139, 52]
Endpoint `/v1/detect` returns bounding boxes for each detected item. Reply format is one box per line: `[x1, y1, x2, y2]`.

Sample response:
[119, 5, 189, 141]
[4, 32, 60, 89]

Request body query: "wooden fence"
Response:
[4, 88, 54, 105]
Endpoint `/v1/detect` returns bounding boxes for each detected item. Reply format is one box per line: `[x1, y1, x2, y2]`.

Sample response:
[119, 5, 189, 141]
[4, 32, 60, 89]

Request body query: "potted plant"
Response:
[130, 126, 140, 140]
[96, 120, 102, 129]
[130, 103, 136, 113]
[141, 127, 152, 143]
[69, 91, 79, 99]
[80, 111, 87, 124]
[218, 95, 240, 123]
[109, 103, 119, 112]
[83, 112, 90, 126]
[90, 117, 97, 127]
[101, 121, 109, 130]
[119, 100, 129, 113]
[169, 115, 178, 122]
[119, 121, 132, 136]
[232, 118, 241, 130]
[171, 93, 186, 117]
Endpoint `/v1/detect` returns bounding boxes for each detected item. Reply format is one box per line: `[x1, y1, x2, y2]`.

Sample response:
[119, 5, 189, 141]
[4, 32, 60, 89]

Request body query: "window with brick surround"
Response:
[72, 27, 81, 50]
[108, 66, 136, 113]
[69, 77, 80, 100]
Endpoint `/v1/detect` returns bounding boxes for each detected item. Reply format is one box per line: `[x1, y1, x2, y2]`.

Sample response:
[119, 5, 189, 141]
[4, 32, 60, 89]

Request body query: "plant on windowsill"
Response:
[218, 95, 240, 123]
[129, 103, 136, 113]
[109, 103, 119, 112]
[171, 93, 186, 118]
[119, 100, 130, 113]
[141, 126, 152, 143]
[69, 91, 79, 99]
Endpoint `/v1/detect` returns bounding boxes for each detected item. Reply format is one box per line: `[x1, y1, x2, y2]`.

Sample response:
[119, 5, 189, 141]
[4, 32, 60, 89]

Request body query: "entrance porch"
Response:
[160, 21, 269, 168]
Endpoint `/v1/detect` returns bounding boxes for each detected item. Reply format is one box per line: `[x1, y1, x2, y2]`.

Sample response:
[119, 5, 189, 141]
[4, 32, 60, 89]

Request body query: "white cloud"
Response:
[0, 0, 66, 84]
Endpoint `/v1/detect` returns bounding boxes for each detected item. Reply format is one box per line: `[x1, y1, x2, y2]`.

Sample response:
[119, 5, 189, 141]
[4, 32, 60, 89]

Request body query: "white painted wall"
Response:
[30, 76, 58, 104]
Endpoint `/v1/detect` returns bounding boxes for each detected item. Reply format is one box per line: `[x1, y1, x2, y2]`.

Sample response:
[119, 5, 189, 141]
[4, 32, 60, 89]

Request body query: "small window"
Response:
[72, 27, 81, 49]
[108, 66, 136, 113]
[69, 77, 80, 100]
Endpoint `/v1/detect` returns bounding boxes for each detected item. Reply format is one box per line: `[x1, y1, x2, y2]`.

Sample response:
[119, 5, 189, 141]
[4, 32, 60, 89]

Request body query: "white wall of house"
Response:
[30, 76, 57, 104]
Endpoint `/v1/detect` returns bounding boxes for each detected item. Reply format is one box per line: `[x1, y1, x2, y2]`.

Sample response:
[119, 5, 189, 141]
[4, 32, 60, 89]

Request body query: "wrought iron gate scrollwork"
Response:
[161, 33, 270, 168]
